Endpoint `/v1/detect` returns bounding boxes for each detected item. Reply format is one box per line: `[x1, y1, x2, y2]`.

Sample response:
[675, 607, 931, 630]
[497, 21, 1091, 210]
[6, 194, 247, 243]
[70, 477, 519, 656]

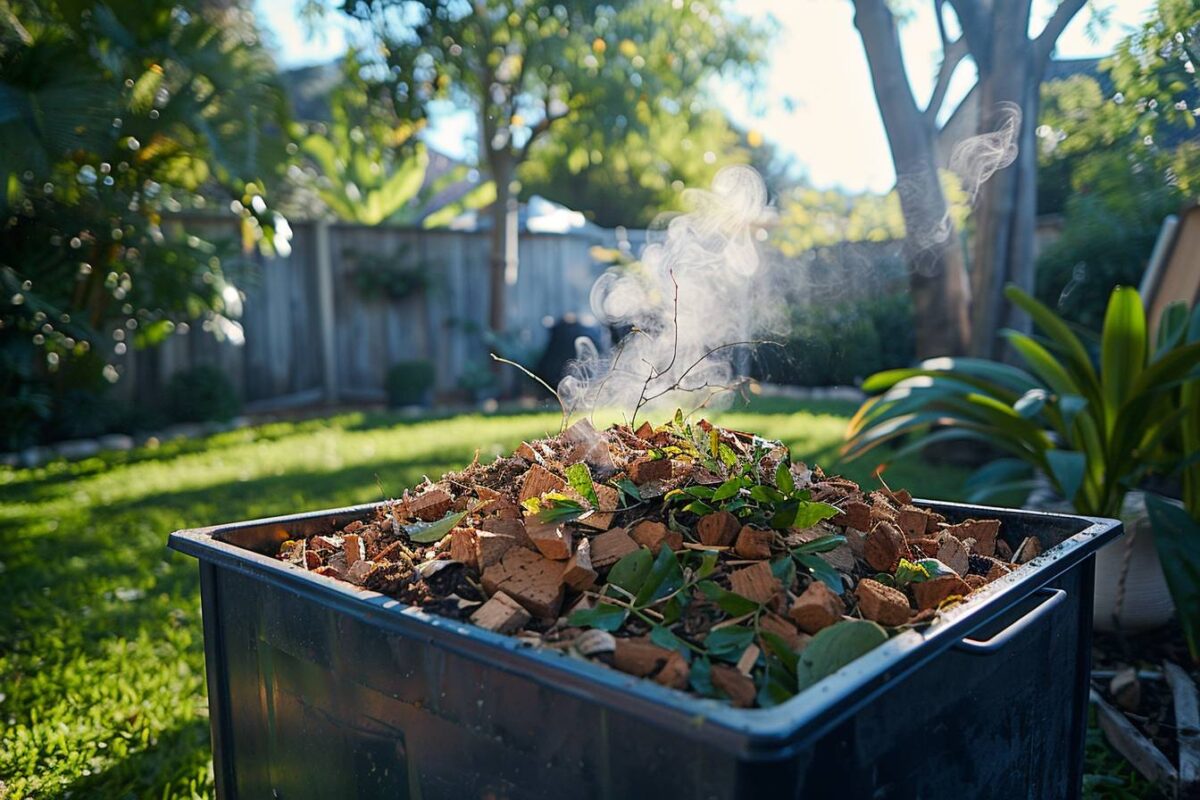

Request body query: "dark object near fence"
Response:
[166, 365, 240, 423]
[170, 501, 1118, 800]
[385, 360, 435, 407]
[534, 314, 603, 387]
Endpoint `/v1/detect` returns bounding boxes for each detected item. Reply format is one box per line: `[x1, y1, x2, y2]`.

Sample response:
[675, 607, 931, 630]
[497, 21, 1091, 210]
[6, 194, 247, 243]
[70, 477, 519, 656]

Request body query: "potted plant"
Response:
[846, 285, 1200, 656]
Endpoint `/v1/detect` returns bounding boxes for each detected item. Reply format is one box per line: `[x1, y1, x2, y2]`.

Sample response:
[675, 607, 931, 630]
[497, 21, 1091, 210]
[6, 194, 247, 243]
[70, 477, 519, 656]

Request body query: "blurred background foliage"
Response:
[0, 0, 289, 448]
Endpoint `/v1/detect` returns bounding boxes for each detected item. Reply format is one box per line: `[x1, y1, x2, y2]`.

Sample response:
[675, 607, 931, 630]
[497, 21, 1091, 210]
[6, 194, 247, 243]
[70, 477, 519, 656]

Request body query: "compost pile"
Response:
[276, 415, 1040, 708]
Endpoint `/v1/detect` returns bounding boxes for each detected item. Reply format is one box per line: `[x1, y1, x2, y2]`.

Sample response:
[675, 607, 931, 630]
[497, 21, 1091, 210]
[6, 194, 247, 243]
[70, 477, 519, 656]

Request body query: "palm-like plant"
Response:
[846, 284, 1200, 658]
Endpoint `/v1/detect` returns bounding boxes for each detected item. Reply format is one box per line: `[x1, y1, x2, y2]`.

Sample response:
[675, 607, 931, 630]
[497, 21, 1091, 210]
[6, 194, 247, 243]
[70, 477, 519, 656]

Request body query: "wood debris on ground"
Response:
[274, 414, 1022, 708]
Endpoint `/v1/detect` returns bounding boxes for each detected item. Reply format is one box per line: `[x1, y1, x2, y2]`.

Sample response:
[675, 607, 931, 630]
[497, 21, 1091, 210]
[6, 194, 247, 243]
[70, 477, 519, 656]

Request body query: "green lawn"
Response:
[0, 399, 1146, 799]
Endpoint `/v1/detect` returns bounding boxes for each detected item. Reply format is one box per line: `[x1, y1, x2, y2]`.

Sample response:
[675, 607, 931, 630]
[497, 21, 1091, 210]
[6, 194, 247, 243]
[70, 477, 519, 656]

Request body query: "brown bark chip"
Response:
[449, 528, 479, 569]
[655, 651, 690, 690]
[476, 486, 522, 520]
[476, 531, 519, 568]
[711, 664, 756, 708]
[524, 517, 574, 561]
[913, 574, 972, 611]
[470, 591, 531, 634]
[631, 520, 682, 554]
[897, 506, 936, 539]
[729, 561, 783, 605]
[734, 526, 774, 560]
[864, 521, 910, 573]
[590, 527, 640, 569]
[1014, 536, 1042, 564]
[628, 457, 672, 485]
[759, 612, 806, 651]
[346, 559, 376, 585]
[832, 500, 871, 531]
[944, 519, 1000, 557]
[789, 580, 845, 634]
[518, 463, 567, 502]
[855, 579, 912, 627]
[985, 560, 1012, 582]
[994, 537, 1014, 561]
[910, 537, 940, 558]
[481, 547, 565, 618]
[964, 574, 989, 591]
[697, 511, 741, 547]
[936, 534, 970, 576]
[612, 638, 674, 678]
[562, 538, 598, 591]
[409, 487, 453, 521]
[304, 549, 322, 570]
[480, 517, 532, 548]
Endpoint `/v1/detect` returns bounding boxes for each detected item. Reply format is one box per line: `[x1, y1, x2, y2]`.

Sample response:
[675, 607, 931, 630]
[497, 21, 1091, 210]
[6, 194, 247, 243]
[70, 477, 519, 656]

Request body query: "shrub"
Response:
[165, 366, 241, 424]
[753, 295, 914, 387]
[385, 360, 436, 407]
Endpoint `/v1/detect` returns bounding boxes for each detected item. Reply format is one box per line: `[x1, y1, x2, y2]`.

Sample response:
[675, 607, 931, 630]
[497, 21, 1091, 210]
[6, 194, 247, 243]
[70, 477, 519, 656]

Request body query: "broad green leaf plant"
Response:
[846, 284, 1200, 659]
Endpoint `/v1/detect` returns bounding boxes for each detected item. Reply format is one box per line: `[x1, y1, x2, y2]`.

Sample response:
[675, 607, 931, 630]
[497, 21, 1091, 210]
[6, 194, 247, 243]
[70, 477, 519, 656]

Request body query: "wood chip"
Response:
[470, 591, 531, 634]
[711, 664, 756, 708]
[1091, 688, 1179, 790]
[562, 537, 598, 591]
[631, 520, 682, 554]
[733, 526, 774, 560]
[524, 517, 574, 560]
[480, 547, 565, 618]
[476, 531, 518, 568]
[736, 643, 761, 676]
[655, 650, 690, 690]
[697, 511, 741, 547]
[346, 559, 375, 585]
[729, 561, 782, 605]
[518, 463, 567, 502]
[1013, 536, 1042, 564]
[943, 518, 1000, 557]
[897, 505, 935, 539]
[476, 486, 522, 519]
[304, 549, 322, 570]
[1164, 661, 1200, 794]
[590, 527, 640, 568]
[832, 500, 870, 531]
[758, 612, 808, 652]
[936, 533, 970, 576]
[789, 580, 845, 634]
[449, 528, 479, 569]
[864, 521, 910, 572]
[628, 457, 672, 484]
[612, 637, 673, 678]
[912, 574, 972, 611]
[909, 537, 940, 558]
[408, 487, 453, 521]
[855, 578, 912, 626]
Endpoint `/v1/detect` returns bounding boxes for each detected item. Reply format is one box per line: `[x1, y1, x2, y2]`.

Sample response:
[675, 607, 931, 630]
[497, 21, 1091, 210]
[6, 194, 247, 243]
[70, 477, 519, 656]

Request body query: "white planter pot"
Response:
[1092, 491, 1177, 632]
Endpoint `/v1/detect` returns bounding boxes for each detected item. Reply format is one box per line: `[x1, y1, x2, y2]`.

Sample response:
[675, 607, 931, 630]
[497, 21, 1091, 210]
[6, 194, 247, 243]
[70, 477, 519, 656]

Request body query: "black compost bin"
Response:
[169, 501, 1120, 800]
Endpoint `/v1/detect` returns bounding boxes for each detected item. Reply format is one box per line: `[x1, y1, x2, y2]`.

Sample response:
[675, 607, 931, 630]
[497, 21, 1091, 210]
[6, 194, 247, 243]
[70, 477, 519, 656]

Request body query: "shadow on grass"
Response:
[57, 717, 213, 799]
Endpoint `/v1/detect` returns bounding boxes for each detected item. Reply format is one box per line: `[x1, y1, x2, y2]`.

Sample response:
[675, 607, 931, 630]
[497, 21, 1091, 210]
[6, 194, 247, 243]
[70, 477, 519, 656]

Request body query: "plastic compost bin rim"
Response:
[169, 499, 1120, 761]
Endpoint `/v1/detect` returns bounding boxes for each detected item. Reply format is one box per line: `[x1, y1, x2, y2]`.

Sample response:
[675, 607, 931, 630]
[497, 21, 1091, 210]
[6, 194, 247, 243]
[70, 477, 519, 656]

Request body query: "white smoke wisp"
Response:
[557, 165, 787, 423]
[949, 101, 1021, 207]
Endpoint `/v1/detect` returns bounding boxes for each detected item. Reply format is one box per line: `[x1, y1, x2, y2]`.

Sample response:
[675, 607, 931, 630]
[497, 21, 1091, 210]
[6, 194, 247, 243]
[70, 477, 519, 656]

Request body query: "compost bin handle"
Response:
[953, 588, 1067, 655]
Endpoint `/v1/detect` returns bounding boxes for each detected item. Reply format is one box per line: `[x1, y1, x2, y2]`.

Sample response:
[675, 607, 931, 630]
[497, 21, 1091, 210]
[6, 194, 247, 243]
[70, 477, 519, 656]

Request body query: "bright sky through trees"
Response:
[255, 0, 1153, 192]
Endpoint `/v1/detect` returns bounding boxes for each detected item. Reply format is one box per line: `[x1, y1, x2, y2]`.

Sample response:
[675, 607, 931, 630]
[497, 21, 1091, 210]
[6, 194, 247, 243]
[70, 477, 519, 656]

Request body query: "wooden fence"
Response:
[119, 217, 613, 409]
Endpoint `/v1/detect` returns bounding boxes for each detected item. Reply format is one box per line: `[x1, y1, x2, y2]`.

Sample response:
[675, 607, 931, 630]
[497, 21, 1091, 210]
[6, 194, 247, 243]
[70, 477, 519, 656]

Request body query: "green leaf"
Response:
[689, 656, 715, 696]
[1146, 494, 1200, 662]
[795, 620, 889, 691]
[770, 555, 797, 587]
[1046, 449, 1086, 502]
[795, 552, 843, 591]
[568, 602, 628, 632]
[1013, 388, 1048, 418]
[965, 459, 1031, 493]
[1100, 286, 1147, 419]
[759, 632, 800, 674]
[565, 462, 599, 507]
[698, 580, 759, 615]
[608, 548, 654, 594]
[614, 478, 642, 504]
[649, 625, 692, 660]
[749, 485, 786, 504]
[717, 443, 739, 468]
[791, 501, 841, 529]
[634, 546, 684, 606]
[775, 462, 795, 495]
[894, 558, 931, 586]
[793, 534, 846, 554]
[712, 476, 743, 502]
[914, 558, 958, 579]
[683, 500, 717, 516]
[406, 509, 469, 543]
[704, 625, 755, 662]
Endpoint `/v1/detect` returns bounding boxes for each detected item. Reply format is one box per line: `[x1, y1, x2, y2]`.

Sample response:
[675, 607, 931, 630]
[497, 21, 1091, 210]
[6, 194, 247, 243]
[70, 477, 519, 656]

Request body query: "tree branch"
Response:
[946, 0, 991, 71]
[1034, 0, 1088, 66]
[925, 36, 968, 122]
[517, 104, 569, 163]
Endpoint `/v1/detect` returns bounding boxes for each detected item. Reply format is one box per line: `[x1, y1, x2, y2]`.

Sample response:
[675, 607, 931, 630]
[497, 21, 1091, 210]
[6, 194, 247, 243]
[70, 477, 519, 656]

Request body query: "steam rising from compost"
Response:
[558, 165, 787, 421]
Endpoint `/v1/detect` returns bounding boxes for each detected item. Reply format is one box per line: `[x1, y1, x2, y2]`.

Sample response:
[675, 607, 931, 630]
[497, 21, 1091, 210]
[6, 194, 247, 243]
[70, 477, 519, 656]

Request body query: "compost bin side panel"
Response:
[797, 568, 1088, 800]
[209, 568, 748, 800]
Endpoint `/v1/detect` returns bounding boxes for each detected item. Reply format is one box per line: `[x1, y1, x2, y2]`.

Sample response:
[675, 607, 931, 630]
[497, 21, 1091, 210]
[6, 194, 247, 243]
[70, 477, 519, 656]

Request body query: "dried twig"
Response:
[490, 352, 568, 432]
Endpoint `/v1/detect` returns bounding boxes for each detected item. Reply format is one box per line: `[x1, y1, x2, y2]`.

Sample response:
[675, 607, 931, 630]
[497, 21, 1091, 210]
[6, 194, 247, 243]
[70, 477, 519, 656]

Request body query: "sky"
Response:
[254, 0, 1156, 193]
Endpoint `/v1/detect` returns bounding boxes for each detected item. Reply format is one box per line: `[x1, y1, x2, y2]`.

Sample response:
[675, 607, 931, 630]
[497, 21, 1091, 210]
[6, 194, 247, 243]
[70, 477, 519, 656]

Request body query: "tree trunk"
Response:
[853, 0, 971, 358]
[486, 151, 518, 335]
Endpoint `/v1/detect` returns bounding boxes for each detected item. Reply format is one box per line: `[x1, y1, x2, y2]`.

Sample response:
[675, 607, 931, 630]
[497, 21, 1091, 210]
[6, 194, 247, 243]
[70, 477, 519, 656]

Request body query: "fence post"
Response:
[314, 220, 339, 404]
